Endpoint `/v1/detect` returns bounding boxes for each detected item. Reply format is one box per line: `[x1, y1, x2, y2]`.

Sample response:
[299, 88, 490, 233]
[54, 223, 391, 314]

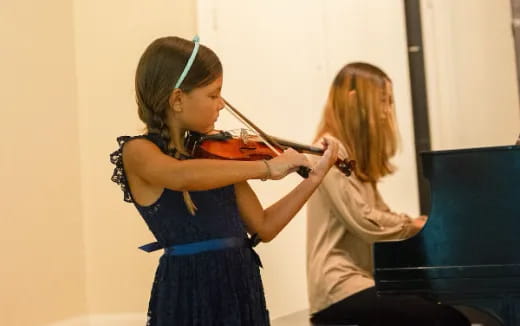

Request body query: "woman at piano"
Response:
[305, 62, 471, 326]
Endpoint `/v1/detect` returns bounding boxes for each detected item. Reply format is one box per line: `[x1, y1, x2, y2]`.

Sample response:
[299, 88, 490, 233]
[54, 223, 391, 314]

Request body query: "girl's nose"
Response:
[217, 97, 225, 111]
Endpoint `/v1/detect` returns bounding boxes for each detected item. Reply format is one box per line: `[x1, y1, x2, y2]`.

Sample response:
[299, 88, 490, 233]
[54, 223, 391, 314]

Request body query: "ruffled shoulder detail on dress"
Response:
[109, 133, 167, 203]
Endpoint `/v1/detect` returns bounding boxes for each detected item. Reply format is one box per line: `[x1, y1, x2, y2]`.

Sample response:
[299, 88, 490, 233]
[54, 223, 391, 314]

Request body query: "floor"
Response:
[271, 307, 494, 326]
[271, 309, 358, 326]
[271, 309, 312, 326]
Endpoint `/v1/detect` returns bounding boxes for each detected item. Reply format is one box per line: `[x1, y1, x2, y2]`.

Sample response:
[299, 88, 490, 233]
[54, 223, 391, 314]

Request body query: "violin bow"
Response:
[221, 97, 312, 178]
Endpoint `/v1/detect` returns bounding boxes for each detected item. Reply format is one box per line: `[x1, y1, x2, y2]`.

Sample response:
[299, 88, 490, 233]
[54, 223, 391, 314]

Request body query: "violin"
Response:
[184, 98, 355, 178]
[185, 129, 355, 176]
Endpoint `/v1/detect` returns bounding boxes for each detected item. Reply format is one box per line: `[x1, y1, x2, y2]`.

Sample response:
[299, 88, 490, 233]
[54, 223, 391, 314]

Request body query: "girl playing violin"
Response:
[109, 36, 339, 326]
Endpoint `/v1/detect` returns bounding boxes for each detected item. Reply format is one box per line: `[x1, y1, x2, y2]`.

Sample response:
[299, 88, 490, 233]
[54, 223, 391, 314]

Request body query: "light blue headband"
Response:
[174, 35, 200, 89]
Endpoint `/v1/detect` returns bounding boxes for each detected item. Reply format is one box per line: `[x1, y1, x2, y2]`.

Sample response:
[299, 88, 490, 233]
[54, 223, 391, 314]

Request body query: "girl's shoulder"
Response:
[109, 133, 166, 203]
[115, 133, 167, 152]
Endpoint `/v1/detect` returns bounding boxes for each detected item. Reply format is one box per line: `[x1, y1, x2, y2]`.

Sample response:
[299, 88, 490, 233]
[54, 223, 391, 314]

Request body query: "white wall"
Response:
[197, 0, 419, 318]
[421, 0, 520, 150]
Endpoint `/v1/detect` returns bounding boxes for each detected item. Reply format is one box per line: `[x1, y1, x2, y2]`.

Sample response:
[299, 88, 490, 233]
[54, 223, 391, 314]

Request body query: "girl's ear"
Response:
[169, 89, 183, 112]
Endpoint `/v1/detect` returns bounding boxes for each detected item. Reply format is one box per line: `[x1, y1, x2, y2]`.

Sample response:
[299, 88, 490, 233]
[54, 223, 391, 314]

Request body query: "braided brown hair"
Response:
[135, 36, 223, 214]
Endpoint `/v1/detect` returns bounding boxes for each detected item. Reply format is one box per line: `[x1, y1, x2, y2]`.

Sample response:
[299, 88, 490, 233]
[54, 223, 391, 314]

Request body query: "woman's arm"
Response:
[318, 165, 423, 242]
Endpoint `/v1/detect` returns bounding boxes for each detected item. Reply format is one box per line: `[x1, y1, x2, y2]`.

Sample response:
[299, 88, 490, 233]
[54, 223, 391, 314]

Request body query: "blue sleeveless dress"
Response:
[110, 134, 270, 326]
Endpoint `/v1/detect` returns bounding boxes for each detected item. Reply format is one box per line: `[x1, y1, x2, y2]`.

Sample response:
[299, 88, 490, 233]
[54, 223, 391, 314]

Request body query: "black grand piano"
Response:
[373, 145, 520, 325]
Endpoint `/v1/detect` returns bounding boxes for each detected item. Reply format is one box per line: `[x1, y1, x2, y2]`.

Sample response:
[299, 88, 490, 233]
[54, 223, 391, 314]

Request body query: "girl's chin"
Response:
[199, 124, 216, 134]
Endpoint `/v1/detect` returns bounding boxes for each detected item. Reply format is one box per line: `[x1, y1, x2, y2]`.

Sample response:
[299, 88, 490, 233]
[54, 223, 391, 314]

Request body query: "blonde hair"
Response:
[315, 62, 399, 183]
[135, 36, 223, 214]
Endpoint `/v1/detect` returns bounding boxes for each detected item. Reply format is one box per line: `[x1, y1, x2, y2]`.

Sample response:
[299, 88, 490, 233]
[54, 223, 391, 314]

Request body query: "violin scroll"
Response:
[336, 158, 356, 176]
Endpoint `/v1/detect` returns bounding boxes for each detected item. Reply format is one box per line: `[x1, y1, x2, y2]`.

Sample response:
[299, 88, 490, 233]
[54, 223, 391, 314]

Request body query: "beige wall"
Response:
[73, 0, 197, 315]
[0, 1, 87, 325]
[2, 0, 197, 325]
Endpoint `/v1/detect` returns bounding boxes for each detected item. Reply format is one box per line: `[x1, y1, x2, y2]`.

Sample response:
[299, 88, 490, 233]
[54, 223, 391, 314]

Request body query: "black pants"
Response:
[310, 287, 471, 326]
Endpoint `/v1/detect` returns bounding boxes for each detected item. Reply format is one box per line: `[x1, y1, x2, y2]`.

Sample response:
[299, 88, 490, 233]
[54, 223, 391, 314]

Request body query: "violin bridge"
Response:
[240, 128, 250, 145]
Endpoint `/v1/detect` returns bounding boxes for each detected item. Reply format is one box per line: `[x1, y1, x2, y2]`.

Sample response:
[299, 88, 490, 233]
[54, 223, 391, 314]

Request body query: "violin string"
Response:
[222, 100, 282, 156]
[221, 98, 354, 175]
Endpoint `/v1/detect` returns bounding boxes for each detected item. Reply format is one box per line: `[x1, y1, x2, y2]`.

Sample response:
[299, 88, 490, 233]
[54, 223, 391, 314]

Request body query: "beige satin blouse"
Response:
[306, 135, 415, 314]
